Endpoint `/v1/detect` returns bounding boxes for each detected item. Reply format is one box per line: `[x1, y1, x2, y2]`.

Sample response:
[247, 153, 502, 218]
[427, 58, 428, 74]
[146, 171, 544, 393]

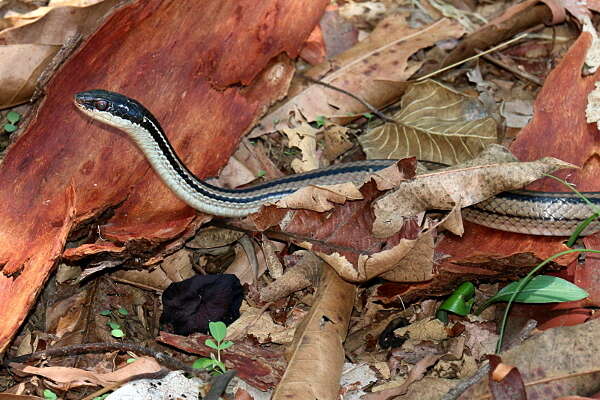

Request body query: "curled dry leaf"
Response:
[372, 147, 575, 238]
[251, 16, 465, 136]
[271, 266, 355, 400]
[260, 250, 323, 302]
[362, 353, 443, 400]
[282, 117, 320, 173]
[0, 0, 121, 108]
[359, 80, 498, 165]
[10, 357, 162, 389]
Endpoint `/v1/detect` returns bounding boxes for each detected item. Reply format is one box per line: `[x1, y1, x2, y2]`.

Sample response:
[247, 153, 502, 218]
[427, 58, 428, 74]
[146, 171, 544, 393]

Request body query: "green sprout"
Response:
[192, 321, 233, 375]
[314, 115, 326, 128]
[4, 111, 21, 133]
[436, 282, 475, 322]
[43, 389, 57, 400]
[99, 308, 128, 338]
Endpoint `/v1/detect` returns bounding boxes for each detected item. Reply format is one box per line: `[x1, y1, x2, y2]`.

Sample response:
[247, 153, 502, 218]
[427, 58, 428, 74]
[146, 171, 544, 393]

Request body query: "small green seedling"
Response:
[256, 170, 266, 178]
[476, 275, 588, 315]
[192, 321, 233, 375]
[314, 115, 326, 128]
[4, 111, 21, 133]
[99, 307, 129, 338]
[43, 389, 58, 400]
[363, 112, 374, 120]
[436, 281, 476, 322]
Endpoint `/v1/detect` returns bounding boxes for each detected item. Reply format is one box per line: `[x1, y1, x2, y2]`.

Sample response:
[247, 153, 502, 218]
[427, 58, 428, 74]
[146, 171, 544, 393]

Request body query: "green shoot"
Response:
[495, 249, 600, 353]
[314, 115, 326, 128]
[99, 308, 128, 338]
[193, 321, 233, 375]
[3, 111, 21, 133]
[43, 389, 58, 400]
[436, 282, 475, 322]
[476, 275, 588, 315]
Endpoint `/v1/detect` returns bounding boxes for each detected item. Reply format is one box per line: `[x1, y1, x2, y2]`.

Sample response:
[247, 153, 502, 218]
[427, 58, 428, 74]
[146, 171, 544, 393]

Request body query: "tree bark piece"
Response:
[0, 0, 328, 353]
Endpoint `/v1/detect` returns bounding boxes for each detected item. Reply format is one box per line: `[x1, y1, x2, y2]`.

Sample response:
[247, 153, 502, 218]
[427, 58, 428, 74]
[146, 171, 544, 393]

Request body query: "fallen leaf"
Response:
[271, 266, 355, 399]
[458, 318, 600, 398]
[362, 353, 443, 399]
[251, 16, 465, 136]
[0, 0, 122, 108]
[359, 80, 498, 165]
[10, 357, 162, 389]
[373, 146, 574, 238]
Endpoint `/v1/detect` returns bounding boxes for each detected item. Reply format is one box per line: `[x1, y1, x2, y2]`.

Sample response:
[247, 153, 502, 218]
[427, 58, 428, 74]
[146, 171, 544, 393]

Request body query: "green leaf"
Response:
[205, 338, 219, 350]
[6, 111, 21, 124]
[111, 329, 125, 338]
[363, 112, 374, 120]
[99, 310, 111, 316]
[315, 115, 326, 128]
[477, 275, 588, 314]
[126, 358, 136, 363]
[93, 394, 110, 400]
[209, 321, 227, 342]
[256, 170, 266, 178]
[117, 307, 129, 316]
[4, 123, 16, 133]
[438, 282, 476, 316]
[212, 360, 227, 374]
[108, 321, 121, 330]
[43, 389, 58, 400]
[219, 340, 234, 350]
[193, 358, 217, 370]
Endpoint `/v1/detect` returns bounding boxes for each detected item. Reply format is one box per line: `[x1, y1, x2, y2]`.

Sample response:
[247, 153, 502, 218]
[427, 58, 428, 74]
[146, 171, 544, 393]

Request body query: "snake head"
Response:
[74, 89, 148, 128]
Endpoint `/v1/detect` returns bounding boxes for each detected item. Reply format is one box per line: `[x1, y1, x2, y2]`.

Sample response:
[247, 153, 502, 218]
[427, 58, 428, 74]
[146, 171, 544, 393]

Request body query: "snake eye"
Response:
[94, 100, 108, 111]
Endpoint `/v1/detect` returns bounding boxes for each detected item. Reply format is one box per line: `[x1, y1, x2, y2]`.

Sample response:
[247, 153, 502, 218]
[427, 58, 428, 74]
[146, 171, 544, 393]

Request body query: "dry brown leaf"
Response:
[363, 353, 443, 399]
[226, 304, 297, 344]
[111, 248, 195, 291]
[0, 44, 59, 107]
[283, 118, 321, 173]
[251, 16, 465, 136]
[10, 357, 162, 389]
[324, 123, 354, 160]
[359, 80, 498, 165]
[0, 0, 121, 108]
[260, 250, 323, 302]
[274, 182, 364, 212]
[458, 319, 600, 398]
[373, 146, 575, 238]
[379, 230, 434, 282]
[271, 266, 355, 399]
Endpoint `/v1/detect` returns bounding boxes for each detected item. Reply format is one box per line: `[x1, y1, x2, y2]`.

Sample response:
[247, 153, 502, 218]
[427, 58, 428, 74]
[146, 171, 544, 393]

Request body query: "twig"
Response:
[480, 53, 542, 86]
[300, 75, 396, 124]
[417, 32, 529, 81]
[441, 362, 490, 400]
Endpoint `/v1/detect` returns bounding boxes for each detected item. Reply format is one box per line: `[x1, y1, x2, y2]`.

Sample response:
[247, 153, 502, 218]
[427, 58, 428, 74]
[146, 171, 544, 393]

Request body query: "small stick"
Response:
[480, 53, 542, 86]
[300, 75, 396, 124]
[417, 32, 529, 81]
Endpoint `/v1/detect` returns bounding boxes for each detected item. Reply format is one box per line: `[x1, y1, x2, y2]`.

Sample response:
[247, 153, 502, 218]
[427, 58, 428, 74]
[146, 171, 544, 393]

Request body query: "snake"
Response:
[73, 89, 600, 237]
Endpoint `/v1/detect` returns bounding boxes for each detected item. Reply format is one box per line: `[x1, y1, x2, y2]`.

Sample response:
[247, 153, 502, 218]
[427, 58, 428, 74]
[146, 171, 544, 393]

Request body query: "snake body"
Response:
[74, 90, 598, 236]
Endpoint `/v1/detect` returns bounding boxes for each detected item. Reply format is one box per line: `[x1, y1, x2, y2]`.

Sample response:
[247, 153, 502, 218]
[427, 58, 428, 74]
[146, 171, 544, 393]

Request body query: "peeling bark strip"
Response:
[0, 0, 328, 353]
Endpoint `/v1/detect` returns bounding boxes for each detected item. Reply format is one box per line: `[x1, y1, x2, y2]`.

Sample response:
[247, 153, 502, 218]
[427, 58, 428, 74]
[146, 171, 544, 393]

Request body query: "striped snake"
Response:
[73, 90, 600, 237]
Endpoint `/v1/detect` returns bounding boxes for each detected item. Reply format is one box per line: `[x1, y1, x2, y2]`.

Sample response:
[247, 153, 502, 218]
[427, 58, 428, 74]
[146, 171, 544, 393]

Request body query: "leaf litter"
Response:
[5, 1, 600, 400]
